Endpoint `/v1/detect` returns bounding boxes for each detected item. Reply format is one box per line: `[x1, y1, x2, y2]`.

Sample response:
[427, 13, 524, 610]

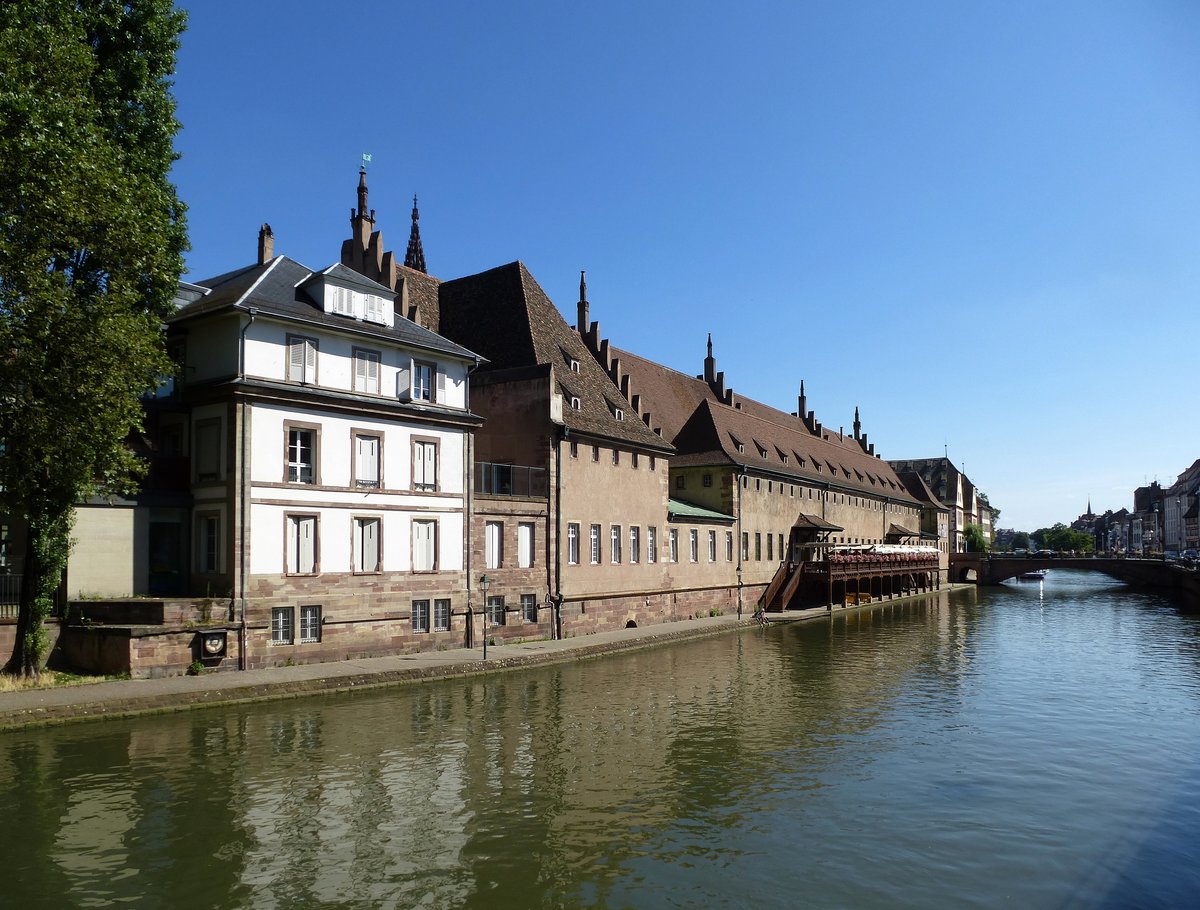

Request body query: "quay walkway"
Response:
[0, 584, 966, 732]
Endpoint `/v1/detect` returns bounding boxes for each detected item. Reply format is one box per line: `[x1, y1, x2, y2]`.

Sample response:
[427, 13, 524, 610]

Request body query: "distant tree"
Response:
[963, 523, 988, 553]
[1031, 523, 1094, 554]
[1011, 531, 1030, 550]
[0, 0, 187, 677]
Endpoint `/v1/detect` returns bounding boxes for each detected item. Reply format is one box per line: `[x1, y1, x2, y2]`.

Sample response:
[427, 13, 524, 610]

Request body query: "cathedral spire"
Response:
[703, 333, 716, 383]
[577, 270, 588, 333]
[853, 405, 861, 440]
[404, 194, 427, 273]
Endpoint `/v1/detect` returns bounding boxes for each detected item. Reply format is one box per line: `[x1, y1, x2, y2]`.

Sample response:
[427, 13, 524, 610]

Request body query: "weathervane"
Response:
[361, 151, 372, 170]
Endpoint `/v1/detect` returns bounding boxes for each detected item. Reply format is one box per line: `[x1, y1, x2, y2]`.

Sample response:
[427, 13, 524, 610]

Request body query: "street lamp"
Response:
[479, 574, 491, 659]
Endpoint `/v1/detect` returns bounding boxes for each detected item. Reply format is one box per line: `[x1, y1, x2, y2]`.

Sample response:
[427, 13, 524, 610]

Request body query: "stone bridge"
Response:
[949, 553, 1200, 608]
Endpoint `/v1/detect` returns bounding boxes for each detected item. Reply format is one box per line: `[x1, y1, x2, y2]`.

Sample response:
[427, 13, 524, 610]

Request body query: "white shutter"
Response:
[518, 523, 533, 568]
[397, 359, 412, 400]
[356, 436, 379, 486]
[288, 337, 304, 381]
[291, 516, 315, 573]
[423, 442, 437, 489]
[436, 368, 447, 404]
[414, 520, 435, 571]
[354, 352, 368, 390]
[486, 522, 502, 568]
[365, 353, 379, 392]
[359, 518, 379, 572]
[304, 340, 317, 382]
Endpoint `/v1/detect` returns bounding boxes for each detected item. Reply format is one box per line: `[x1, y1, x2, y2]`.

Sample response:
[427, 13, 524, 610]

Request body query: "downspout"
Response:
[552, 427, 564, 639]
[465, 355, 480, 649]
[237, 307, 256, 670]
[736, 465, 745, 619]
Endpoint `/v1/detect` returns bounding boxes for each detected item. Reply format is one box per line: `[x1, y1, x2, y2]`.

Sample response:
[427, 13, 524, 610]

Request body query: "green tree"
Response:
[1011, 531, 1030, 551]
[963, 523, 988, 553]
[0, 0, 187, 677]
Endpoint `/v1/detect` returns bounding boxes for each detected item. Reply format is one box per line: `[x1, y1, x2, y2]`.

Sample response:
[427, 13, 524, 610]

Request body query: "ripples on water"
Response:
[3, 571, 1200, 909]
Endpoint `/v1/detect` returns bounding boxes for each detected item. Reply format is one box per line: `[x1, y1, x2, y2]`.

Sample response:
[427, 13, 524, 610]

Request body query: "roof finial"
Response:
[404, 194, 427, 273]
[707, 333, 712, 358]
[576, 270, 589, 335]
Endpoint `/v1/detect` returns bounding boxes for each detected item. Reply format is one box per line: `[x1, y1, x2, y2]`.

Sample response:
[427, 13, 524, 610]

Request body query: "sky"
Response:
[171, 1, 1200, 532]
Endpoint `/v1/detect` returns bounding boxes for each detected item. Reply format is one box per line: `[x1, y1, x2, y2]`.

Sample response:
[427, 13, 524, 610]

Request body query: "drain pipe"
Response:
[237, 307, 256, 669]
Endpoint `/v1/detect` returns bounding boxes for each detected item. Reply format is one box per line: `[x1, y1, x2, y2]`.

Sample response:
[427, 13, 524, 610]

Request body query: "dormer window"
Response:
[570, 396, 581, 410]
[614, 409, 624, 421]
[570, 359, 580, 373]
[330, 286, 353, 316]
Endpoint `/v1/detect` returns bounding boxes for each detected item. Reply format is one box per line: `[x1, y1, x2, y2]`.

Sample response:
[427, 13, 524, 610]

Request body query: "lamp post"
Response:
[479, 574, 491, 660]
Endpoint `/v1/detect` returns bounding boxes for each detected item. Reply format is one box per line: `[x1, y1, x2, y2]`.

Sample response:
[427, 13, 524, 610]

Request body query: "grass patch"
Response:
[0, 670, 129, 693]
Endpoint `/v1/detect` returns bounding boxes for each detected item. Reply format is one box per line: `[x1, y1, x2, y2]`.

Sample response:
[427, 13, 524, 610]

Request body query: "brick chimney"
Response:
[257, 223, 274, 264]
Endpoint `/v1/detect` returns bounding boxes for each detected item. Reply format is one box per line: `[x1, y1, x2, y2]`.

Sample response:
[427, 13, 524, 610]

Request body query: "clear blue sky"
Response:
[172, 1, 1200, 532]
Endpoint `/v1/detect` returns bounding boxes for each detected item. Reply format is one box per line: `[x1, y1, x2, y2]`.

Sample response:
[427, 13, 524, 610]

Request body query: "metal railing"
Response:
[475, 462, 548, 498]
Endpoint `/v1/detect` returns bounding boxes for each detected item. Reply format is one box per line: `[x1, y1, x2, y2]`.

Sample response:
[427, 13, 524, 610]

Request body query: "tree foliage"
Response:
[0, 0, 187, 676]
[963, 523, 988, 553]
[1030, 523, 1094, 554]
[1011, 531, 1030, 551]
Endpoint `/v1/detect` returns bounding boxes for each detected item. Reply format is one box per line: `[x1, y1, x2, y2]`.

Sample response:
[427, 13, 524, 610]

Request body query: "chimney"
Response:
[257, 223, 274, 264]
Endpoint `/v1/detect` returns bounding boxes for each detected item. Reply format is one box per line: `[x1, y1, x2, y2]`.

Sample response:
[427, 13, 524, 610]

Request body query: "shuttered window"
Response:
[353, 348, 381, 394]
[355, 517, 380, 572]
[287, 335, 317, 384]
[413, 519, 436, 571]
[486, 521, 503, 569]
[287, 516, 317, 574]
[355, 435, 380, 488]
[517, 523, 534, 568]
[413, 440, 437, 491]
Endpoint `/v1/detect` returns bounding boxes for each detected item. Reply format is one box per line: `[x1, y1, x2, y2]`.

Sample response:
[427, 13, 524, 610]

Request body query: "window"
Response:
[755, 533, 762, 561]
[592, 446, 599, 462]
[767, 533, 774, 561]
[518, 523, 534, 568]
[570, 358, 580, 372]
[567, 523, 580, 565]
[521, 593, 538, 623]
[612, 448, 620, 466]
[271, 607, 294, 645]
[287, 515, 317, 574]
[413, 439, 437, 491]
[287, 335, 318, 384]
[742, 532, 749, 560]
[300, 605, 321, 643]
[779, 533, 785, 560]
[648, 526, 657, 563]
[590, 524, 601, 564]
[287, 427, 316, 484]
[614, 408, 624, 421]
[632, 452, 639, 469]
[434, 599, 451, 632]
[363, 293, 386, 324]
[570, 441, 579, 459]
[330, 285, 354, 316]
[630, 526, 640, 563]
[198, 514, 219, 573]
[412, 599, 430, 633]
[689, 529, 699, 562]
[413, 361, 434, 401]
[354, 434, 380, 488]
[611, 525, 622, 564]
[486, 595, 506, 626]
[355, 517, 381, 573]
[412, 519, 436, 571]
[708, 530, 717, 562]
[726, 531, 734, 561]
[485, 521, 504, 569]
[650, 456, 656, 471]
[676, 476, 686, 490]
[703, 474, 713, 487]
[353, 348, 381, 394]
[570, 396, 581, 410]
[669, 529, 678, 563]
[195, 419, 221, 481]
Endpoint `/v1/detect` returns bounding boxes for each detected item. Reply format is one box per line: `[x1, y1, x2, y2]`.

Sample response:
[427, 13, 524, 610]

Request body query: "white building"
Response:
[125, 236, 483, 667]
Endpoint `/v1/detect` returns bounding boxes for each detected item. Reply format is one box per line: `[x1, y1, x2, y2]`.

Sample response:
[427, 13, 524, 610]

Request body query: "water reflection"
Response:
[3, 577, 1200, 909]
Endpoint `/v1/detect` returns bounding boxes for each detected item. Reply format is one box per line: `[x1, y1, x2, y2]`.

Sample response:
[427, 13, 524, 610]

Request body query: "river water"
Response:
[3, 571, 1199, 909]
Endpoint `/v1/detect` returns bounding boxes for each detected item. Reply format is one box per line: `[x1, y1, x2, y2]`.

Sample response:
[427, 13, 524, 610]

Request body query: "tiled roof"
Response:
[177, 256, 479, 363]
[792, 513, 843, 532]
[886, 522, 920, 538]
[438, 262, 671, 452]
[895, 470, 951, 512]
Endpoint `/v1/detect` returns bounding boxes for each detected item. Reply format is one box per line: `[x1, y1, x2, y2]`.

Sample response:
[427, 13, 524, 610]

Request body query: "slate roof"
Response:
[176, 256, 479, 363]
[614, 350, 919, 504]
[438, 262, 671, 452]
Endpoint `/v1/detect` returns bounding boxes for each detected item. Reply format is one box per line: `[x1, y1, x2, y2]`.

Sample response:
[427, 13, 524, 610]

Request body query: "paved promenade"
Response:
[0, 613, 752, 731]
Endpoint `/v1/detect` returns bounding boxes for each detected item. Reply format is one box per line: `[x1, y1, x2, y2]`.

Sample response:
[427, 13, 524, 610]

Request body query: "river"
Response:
[3, 571, 1199, 909]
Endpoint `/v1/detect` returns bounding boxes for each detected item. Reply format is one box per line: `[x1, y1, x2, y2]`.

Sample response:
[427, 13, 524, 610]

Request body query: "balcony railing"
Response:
[475, 462, 548, 498]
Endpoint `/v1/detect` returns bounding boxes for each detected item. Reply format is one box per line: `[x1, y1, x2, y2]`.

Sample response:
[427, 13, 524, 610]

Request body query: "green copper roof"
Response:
[668, 498, 734, 522]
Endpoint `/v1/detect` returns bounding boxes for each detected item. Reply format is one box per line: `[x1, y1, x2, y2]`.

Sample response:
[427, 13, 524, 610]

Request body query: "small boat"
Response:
[1016, 569, 1046, 581]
